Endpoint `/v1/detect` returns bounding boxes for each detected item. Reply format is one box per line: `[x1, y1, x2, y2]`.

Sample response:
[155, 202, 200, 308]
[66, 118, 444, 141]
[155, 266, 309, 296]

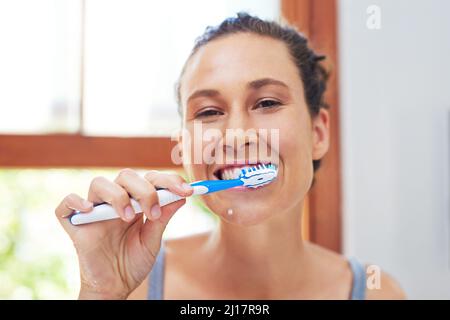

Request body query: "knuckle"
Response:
[56, 193, 79, 217]
[142, 186, 158, 206]
[144, 170, 159, 180]
[90, 176, 106, 189]
[111, 187, 130, 205]
[165, 174, 185, 188]
[64, 193, 79, 203]
[159, 172, 177, 182]
[147, 186, 157, 199]
[169, 173, 185, 183]
[136, 184, 154, 201]
[117, 168, 136, 180]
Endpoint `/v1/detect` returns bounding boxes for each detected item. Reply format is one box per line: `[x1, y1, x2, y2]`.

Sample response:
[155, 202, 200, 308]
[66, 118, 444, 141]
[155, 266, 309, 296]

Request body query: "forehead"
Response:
[180, 33, 301, 101]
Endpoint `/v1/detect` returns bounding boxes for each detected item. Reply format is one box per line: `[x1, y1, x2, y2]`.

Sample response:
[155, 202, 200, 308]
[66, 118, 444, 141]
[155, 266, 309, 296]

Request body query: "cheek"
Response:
[270, 108, 313, 162]
[181, 125, 205, 180]
[281, 122, 312, 164]
[181, 123, 222, 181]
[276, 110, 315, 193]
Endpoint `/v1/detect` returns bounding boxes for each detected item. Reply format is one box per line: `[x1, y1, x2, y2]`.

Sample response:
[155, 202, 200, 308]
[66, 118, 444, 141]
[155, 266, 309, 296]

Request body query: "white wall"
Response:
[339, 0, 450, 299]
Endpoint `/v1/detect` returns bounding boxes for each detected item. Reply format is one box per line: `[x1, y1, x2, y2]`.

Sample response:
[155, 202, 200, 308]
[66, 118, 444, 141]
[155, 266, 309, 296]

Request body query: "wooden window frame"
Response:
[282, 0, 342, 253]
[0, 0, 342, 252]
[0, 134, 178, 168]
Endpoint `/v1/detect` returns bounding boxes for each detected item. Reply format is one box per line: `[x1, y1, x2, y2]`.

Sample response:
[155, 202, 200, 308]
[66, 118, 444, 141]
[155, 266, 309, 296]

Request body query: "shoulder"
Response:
[127, 232, 210, 300]
[305, 243, 406, 299]
[305, 242, 351, 275]
[164, 231, 210, 254]
[365, 268, 406, 300]
[303, 242, 353, 298]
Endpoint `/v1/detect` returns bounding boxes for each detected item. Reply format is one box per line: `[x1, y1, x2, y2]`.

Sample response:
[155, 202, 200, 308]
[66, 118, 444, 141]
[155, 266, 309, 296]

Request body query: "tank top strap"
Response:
[147, 242, 166, 300]
[348, 257, 366, 300]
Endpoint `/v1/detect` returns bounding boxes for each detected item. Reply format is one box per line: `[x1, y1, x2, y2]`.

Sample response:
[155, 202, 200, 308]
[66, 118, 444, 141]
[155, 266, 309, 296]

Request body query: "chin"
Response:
[200, 184, 282, 226]
[215, 201, 276, 226]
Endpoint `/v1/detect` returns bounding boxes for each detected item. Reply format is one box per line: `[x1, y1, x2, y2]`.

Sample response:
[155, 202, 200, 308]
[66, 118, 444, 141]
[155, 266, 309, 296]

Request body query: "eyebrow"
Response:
[247, 78, 289, 90]
[186, 78, 289, 105]
[186, 89, 220, 105]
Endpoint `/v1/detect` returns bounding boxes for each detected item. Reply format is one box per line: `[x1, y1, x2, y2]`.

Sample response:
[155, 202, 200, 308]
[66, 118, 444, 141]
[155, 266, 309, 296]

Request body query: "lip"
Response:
[226, 185, 265, 192]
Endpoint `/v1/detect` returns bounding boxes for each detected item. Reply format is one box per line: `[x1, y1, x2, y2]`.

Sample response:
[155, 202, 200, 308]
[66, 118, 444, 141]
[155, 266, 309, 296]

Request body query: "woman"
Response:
[55, 13, 405, 299]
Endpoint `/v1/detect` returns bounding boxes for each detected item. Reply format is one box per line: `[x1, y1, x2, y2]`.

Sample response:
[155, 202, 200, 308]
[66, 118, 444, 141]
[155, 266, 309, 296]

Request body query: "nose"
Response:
[221, 110, 258, 161]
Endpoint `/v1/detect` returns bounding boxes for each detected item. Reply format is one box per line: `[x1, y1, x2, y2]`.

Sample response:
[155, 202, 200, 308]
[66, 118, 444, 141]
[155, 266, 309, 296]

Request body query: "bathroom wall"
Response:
[339, 0, 450, 299]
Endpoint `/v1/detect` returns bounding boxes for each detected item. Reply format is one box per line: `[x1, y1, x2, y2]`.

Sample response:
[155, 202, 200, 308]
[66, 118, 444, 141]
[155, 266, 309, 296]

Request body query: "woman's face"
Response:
[179, 33, 329, 226]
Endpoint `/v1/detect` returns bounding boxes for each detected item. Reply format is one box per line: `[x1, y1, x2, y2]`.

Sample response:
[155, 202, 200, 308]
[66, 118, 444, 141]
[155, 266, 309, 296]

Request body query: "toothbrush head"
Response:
[239, 163, 278, 188]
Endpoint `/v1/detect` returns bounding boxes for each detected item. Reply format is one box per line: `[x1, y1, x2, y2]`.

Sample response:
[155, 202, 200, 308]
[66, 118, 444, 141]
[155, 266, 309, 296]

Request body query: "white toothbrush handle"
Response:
[70, 186, 208, 225]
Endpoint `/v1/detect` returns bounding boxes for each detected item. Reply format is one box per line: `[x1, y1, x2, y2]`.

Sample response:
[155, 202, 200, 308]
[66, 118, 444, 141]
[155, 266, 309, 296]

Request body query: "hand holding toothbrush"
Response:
[54, 169, 192, 299]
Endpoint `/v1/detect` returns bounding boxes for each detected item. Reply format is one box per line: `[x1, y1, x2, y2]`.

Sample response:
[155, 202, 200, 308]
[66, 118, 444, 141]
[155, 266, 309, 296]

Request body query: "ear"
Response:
[169, 128, 184, 166]
[311, 109, 330, 161]
[176, 128, 183, 159]
[176, 128, 182, 144]
[177, 127, 195, 182]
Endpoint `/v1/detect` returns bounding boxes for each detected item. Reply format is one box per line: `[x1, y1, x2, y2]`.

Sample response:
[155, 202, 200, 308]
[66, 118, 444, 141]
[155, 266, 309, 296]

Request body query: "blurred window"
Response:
[0, 0, 280, 136]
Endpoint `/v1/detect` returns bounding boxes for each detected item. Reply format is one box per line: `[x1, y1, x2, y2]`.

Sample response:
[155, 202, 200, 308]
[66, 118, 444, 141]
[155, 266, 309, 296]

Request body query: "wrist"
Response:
[79, 287, 129, 300]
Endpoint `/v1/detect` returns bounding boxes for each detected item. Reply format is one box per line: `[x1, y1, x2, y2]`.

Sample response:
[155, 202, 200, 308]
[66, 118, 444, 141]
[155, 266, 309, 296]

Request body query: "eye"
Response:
[195, 108, 223, 118]
[254, 99, 282, 110]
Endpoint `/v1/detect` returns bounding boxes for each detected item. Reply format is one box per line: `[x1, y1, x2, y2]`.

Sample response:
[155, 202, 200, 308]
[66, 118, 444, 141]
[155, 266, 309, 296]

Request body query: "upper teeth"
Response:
[219, 164, 269, 180]
[220, 167, 243, 180]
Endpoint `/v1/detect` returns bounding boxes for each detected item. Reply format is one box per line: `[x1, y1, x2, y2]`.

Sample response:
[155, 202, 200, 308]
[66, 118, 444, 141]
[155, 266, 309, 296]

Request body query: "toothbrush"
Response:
[70, 163, 278, 225]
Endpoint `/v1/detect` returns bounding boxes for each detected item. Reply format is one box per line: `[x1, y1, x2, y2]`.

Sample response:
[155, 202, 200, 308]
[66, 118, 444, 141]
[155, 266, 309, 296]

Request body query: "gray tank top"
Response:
[147, 243, 366, 300]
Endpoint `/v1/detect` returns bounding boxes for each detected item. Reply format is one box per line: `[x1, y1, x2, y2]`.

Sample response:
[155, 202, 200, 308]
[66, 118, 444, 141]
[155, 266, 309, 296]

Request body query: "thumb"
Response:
[140, 199, 185, 252]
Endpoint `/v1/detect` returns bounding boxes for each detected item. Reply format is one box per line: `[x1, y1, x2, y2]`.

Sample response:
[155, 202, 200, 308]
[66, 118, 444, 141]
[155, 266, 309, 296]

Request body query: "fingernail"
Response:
[181, 183, 193, 192]
[150, 204, 162, 220]
[82, 200, 93, 208]
[124, 205, 135, 221]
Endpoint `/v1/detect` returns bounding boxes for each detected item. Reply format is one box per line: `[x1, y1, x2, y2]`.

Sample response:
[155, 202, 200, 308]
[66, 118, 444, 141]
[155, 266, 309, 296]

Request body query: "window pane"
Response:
[0, 0, 81, 134]
[0, 168, 215, 299]
[83, 0, 280, 137]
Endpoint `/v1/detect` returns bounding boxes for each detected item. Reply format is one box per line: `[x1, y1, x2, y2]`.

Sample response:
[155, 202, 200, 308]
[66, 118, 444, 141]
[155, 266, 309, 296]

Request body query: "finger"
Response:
[55, 193, 93, 218]
[144, 170, 193, 197]
[87, 176, 133, 222]
[55, 193, 93, 231]
[140, 198, 186, 253]
[158, 198, 186, 225]
[114, 168, 159, 222]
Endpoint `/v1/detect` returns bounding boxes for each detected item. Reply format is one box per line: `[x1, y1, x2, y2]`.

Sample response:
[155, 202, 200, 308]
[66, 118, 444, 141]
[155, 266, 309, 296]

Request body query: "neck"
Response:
[205, 199, 310, 294]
